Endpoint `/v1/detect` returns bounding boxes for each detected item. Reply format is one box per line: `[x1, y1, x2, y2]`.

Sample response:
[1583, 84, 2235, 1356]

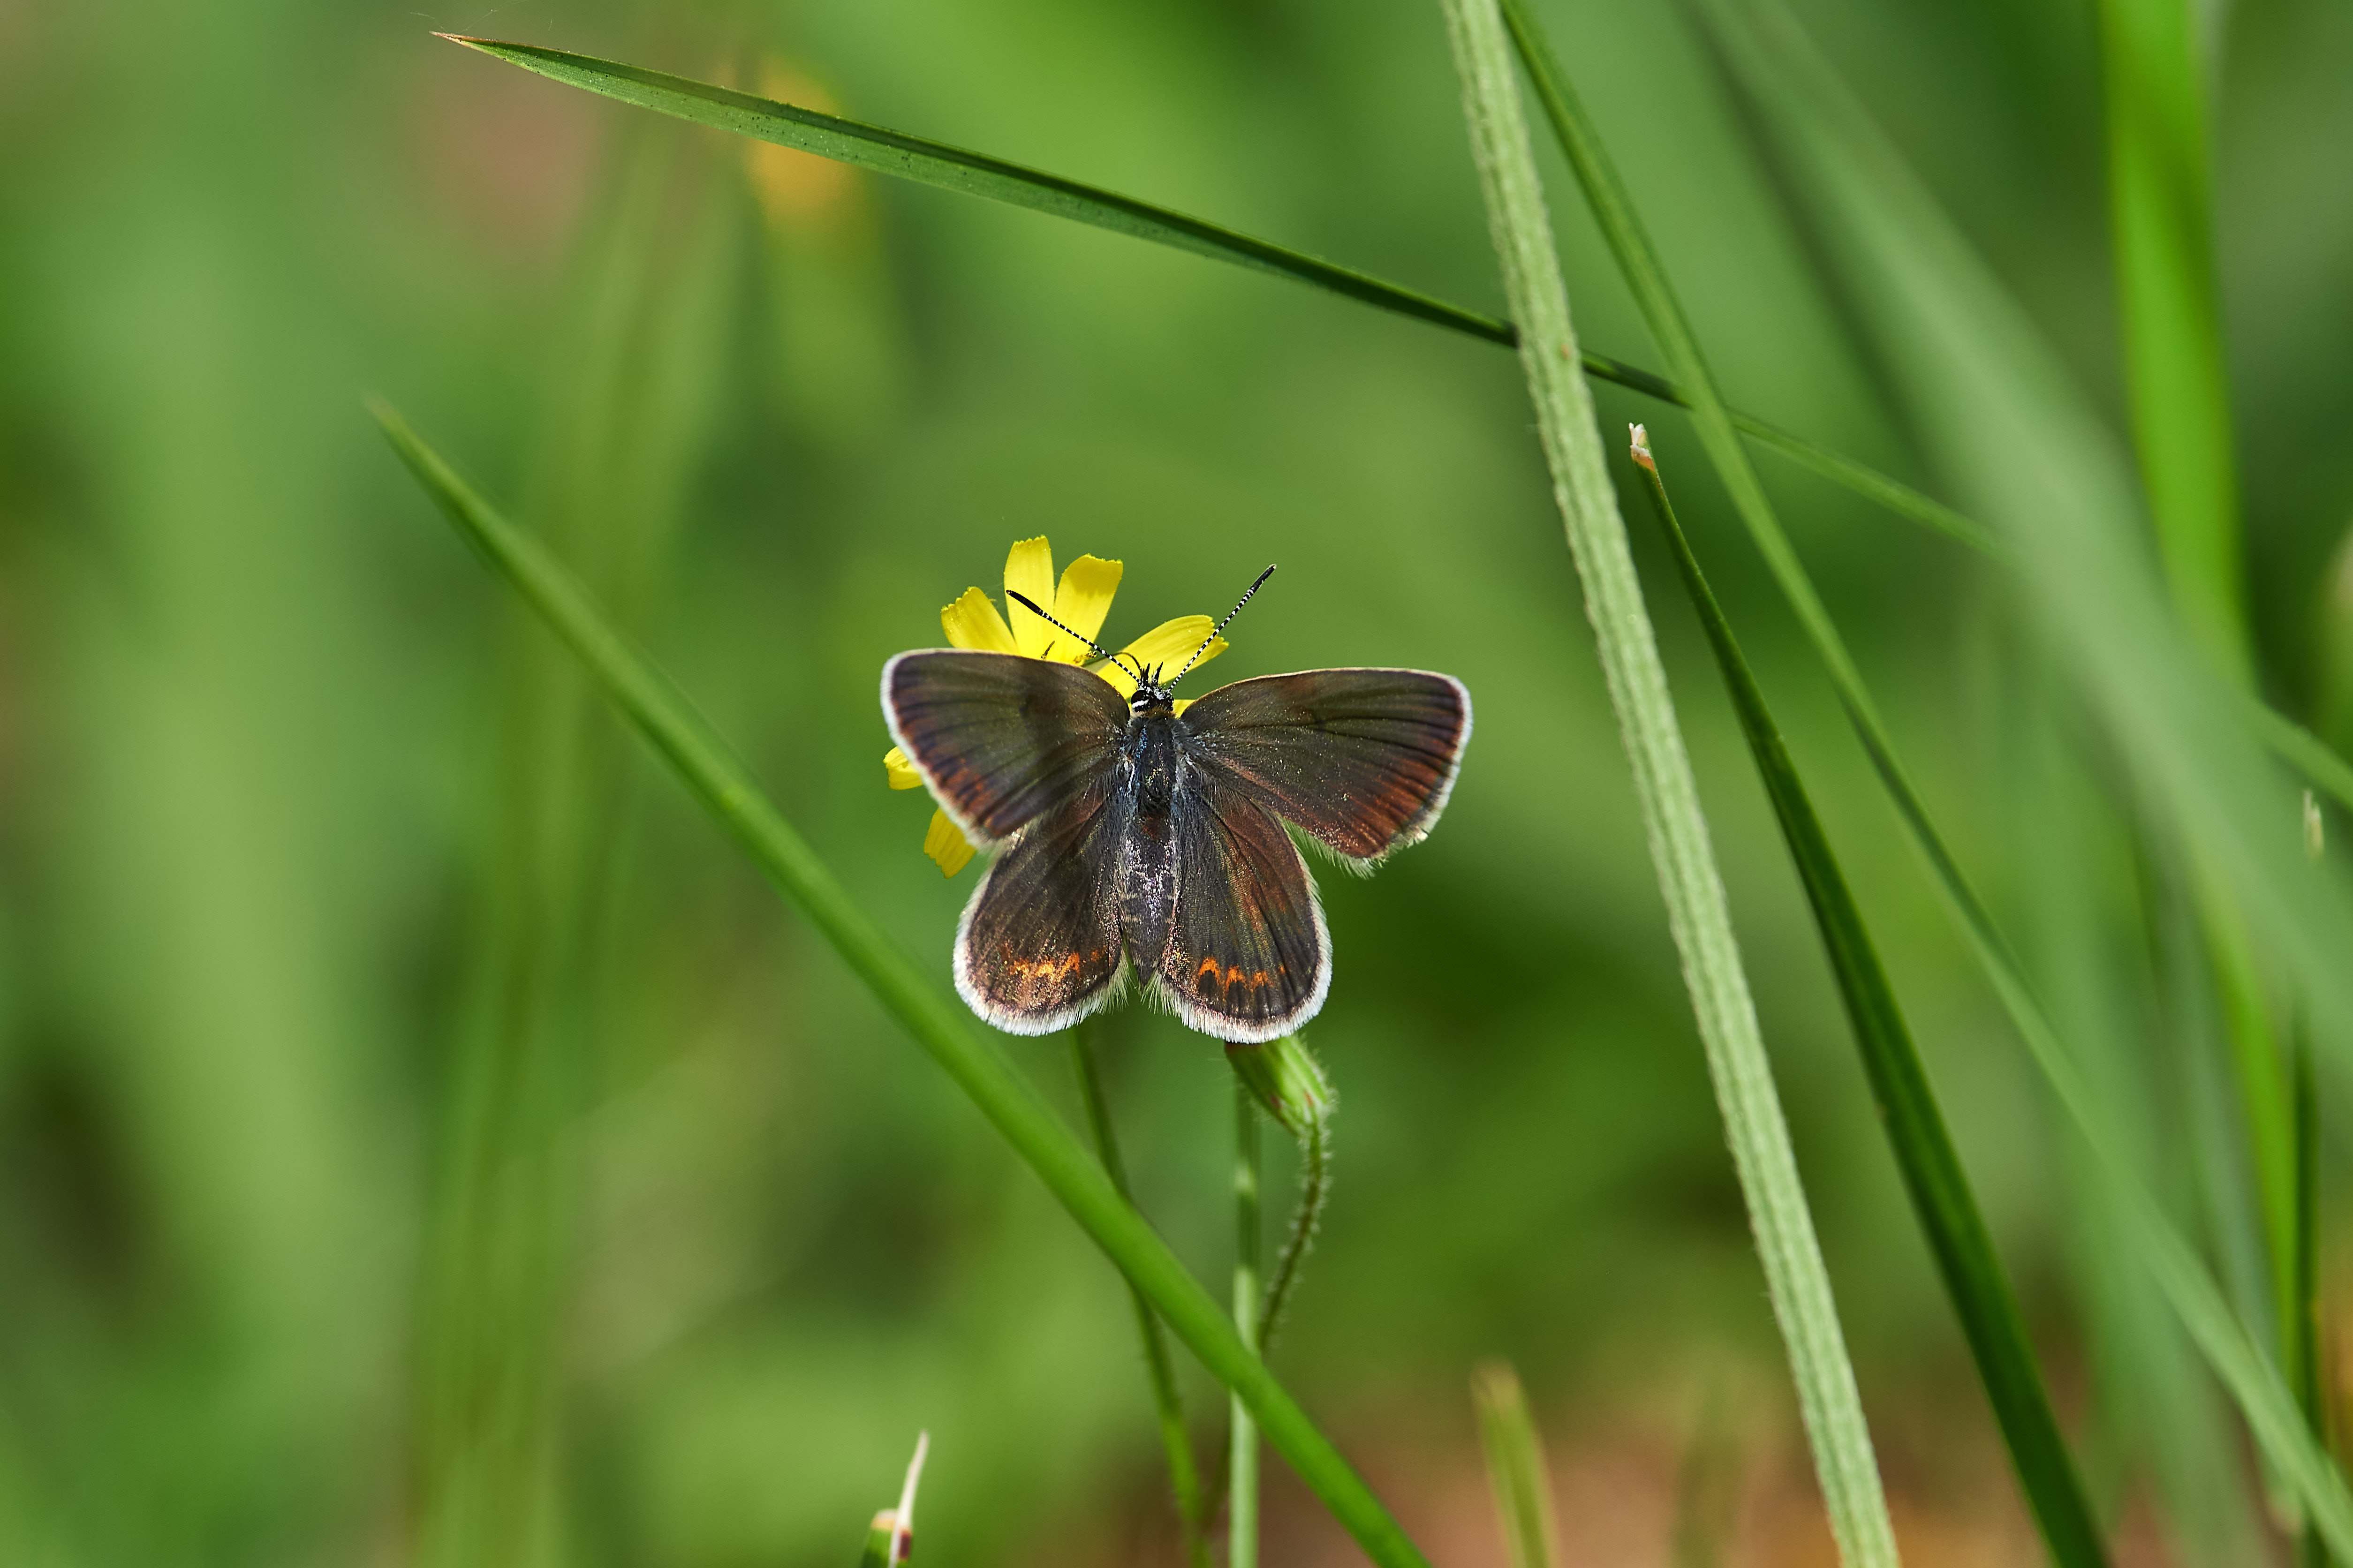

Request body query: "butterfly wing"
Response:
[1178, 669, 1471, 866]
[883, 649, 1130, 843]
[1150, 769, 1330, 1043]
[956, 772, 1131, 1033]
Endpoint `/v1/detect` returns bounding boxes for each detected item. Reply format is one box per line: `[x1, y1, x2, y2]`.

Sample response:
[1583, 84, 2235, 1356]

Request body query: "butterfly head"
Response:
[1128, 666, 1175, 714]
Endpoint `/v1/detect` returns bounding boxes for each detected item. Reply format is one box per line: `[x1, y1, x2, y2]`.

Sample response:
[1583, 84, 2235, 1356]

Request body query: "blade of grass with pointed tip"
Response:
[1472, 1363, 1561, 1568]
[433, 34, 1986, 556]
[370, 401, 1435, 1568]
[1438, 1, 1896, 1560]
[1695, 0, 2353, 1548]
[441, 35, 1510, 347]
[1631, 431, 2108, 1568]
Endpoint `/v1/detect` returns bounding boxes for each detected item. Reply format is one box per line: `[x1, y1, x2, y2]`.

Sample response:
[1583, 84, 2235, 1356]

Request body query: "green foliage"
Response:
[7, 1, 2353, 1565]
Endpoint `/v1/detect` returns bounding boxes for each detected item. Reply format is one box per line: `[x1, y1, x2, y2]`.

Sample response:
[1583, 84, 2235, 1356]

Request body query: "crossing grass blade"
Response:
[439, 35, 1511, 347]
[434, 34, 1984, 556]
[1630, 428, 2108, 1568]
[370, 400, 1436, 1568]
[1695, 0, 2353, 1548]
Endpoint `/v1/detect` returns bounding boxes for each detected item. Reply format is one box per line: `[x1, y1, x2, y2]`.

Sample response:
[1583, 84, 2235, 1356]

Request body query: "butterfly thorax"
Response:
[1122, 705, 1183, 819]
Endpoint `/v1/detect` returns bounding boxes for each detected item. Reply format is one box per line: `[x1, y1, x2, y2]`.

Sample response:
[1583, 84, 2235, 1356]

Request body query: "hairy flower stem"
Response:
[1258, 1113, 1329, 1355]
[1437, 1, 1896, 1563]
[1231, 1085, 1262, 1568]
[1068, 1026, 1210, 1568]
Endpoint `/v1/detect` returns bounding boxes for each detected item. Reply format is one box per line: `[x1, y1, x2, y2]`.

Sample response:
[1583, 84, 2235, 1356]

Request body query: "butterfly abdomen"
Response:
[1116, 710, 1183, 974]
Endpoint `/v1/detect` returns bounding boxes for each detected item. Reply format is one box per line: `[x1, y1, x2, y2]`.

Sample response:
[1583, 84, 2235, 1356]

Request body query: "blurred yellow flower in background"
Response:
[885, 537, 1226, 875]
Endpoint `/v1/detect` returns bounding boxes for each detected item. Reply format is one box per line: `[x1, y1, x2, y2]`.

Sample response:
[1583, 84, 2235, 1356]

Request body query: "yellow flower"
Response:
[885, 536, 1228, 875]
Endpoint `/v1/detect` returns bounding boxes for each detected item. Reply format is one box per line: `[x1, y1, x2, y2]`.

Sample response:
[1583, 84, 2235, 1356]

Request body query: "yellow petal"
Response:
[923, 808, 977, 877]
[941, 586, 1019, 653]
[1002, 537, 1058, 658]
[1173, 698, 1195, 716]
[884, 746, 924, 790]
[1044, 555, 1122, 663]
[1093, 616, 1225, 698]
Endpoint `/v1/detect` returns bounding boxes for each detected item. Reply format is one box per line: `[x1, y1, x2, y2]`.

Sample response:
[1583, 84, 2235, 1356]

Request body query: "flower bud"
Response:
[1225, 1033, 1335, 1141]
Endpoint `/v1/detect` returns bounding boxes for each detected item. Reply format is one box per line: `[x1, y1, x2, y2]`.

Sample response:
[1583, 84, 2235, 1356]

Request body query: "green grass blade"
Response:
[1471, 1362, 1561, 1568]
[441, 35, 1511, 347]
[2095, 0, 2248, 673]
[437, 33, 2005, 559]
[1631, 429, 2109, 1568]
[2297, 1022, 2332, 1567]
[370, 401, 1436, 1568]
[1070, 1027, 1210, 1568]
[1437, 3, 1896, 1561]
[1696, 0, 2353, 1548]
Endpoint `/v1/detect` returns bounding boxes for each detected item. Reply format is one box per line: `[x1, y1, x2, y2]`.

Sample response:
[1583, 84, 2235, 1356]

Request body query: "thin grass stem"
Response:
[1438, 4, 1895, 1561]
[1633, 428, 2108, 1566]
[1068, 1025, 1210, 1568]
[1231, 1084, 1261, 1568]
[2299, 794, 2334, 1568]
[1472, 1362, 1561, 1568]
[372, 401, 1436, 1568]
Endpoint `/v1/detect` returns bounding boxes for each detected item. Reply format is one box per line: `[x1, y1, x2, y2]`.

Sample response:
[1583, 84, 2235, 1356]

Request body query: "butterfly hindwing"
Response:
[1150, 770, 1329, 1043]
[1178, 669, 1470, 865]
[955, 775, 1130, 1033]
[883, 649, 1130, 842]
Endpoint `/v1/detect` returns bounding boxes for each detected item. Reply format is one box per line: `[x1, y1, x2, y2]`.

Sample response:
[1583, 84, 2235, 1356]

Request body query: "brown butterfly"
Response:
[882, 567, 1470, 1042]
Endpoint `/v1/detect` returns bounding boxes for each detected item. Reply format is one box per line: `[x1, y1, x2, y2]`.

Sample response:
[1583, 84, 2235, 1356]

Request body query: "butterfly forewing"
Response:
[956, 776, 1130, 1033]
[1178, 669, 1470, 864]
[1151, 771, 1329, 1042]
[884, 650, 1129, 841]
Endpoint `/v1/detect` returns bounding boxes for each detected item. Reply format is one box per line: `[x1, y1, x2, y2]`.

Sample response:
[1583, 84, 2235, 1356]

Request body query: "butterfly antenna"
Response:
[1173, 564, 1275, 684]
[1004, 590, 1147, 683]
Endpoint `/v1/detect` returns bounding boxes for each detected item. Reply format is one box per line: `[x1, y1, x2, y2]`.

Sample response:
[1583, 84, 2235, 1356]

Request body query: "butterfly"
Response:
[880, 566, 1471, 1043]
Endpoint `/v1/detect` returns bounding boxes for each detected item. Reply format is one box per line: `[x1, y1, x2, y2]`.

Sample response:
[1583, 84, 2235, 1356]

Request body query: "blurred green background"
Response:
[2, 0, 2351, 1562]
